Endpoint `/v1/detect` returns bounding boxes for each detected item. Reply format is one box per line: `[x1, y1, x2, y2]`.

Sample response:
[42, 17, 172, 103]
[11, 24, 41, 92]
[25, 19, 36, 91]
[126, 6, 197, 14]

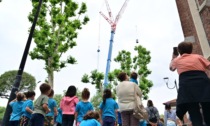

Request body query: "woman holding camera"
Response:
[170, 42, 210, 126]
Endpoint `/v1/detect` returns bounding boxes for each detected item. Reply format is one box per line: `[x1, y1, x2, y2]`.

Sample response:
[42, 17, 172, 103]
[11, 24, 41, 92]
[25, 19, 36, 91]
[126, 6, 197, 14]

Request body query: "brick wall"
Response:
[200, 7, 210, 45]
[198, 0, 205, 5]
[175, 0, 203, 55]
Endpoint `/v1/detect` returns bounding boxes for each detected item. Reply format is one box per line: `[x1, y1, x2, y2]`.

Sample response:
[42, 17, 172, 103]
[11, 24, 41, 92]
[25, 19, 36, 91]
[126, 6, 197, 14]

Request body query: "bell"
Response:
[136, 39, 139, 43]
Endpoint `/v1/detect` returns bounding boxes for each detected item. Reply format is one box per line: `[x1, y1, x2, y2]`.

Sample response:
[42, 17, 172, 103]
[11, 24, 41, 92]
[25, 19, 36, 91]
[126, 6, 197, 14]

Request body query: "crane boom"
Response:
[105, 0, 114, 22]
[99, 11, 113, 25]
[115, 0, 129, 25]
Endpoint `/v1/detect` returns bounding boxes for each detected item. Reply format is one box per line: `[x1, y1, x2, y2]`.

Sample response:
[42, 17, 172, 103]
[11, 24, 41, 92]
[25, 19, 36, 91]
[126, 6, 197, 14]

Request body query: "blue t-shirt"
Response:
[9, 101, 24, 121]
[80, 119, 101, 126]
[130, 78, 138, 84]
[99, 98, 119, 120]
[140, 120, 147, 126]
[56, 108, 62, 124]
[46, 98, 57, 117]
[22, 99, 34, 118]
[76, 101, 93, 122]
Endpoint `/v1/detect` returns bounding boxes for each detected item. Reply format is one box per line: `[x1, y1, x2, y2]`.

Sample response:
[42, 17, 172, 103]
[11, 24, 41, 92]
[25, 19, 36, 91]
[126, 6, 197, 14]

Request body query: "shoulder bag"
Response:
[133, 84, 148, 120]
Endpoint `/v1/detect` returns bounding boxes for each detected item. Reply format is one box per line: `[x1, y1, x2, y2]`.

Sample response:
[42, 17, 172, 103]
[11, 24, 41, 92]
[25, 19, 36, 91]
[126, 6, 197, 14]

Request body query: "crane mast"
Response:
[100, 0, 130, 87]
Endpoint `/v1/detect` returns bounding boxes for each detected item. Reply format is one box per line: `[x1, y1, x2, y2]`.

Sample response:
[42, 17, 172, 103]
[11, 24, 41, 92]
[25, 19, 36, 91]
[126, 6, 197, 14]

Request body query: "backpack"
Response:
[148, 107, 158, 123]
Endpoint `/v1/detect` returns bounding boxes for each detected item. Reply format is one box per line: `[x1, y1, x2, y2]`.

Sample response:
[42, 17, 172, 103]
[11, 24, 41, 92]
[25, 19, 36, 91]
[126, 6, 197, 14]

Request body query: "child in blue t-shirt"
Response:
[20, 91, 36, 126]
[45, 89, 58, 126]
[75, 88, 93, 126]
[130, 72, 138, 85]
[117, 111, 122, 126]
[55, 108, 62, 126]
[9, 92, 25, 126]
[99, 89, 119, 126]
[80, 111, 101, 126]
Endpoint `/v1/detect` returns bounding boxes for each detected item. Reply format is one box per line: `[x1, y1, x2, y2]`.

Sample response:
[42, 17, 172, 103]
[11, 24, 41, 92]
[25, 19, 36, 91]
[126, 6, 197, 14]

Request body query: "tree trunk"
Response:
[48, 57, 54, 88]
[48, 71, 54, 89]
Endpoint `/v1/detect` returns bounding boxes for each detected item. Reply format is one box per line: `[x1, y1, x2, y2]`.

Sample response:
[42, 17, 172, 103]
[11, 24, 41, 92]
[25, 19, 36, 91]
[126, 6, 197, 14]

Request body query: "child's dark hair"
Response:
[16, 93, 25, 101]
[25, 91, 36, 98]
[103, 89, 112, 105]
[48, 89, 54, 97]
[82, 88, 90, 100]
[130, 72, 138, 80]
[83, 111, 100, 120]
[178, 42, 193, 55]
[147, 100, 154, 107]
[117, 72, 127, 82]
[165, 103, 171, 110]
[40, 83, 51, 94]
[66, 85, 77, 97]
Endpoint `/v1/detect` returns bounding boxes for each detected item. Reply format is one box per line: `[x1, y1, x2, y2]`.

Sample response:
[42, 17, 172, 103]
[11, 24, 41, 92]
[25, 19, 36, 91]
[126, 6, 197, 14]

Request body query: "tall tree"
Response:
[0, 70, 36, 95]
[81, 70, 104, 92]
[81, 45, 153, 100]
[0, 106, 6, 121]
[114, 45, 153, 99]
[29, 0, 89, 88]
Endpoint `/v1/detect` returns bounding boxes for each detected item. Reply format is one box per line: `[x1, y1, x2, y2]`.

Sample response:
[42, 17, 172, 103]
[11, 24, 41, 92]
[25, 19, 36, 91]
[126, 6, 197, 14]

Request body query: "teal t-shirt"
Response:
[46, 98, 57, 117]
[9, 101, 24, 121]
[22, 99, 33, 118]
[80, 119, 101, 126]
[99, 98, 119, 120]
[76, 101, 93, 122]
[33, 94, 49, 116]
[56, 108, 62, 124]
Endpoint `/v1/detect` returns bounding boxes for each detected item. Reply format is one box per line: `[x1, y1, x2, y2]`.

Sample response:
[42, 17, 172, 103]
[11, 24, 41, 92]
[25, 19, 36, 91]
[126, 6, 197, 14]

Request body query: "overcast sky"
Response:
[0, 0, 183, 114]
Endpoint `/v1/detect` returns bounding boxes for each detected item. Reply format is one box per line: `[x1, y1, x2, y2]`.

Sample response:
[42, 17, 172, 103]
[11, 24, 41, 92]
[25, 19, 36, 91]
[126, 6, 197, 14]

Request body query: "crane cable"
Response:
[97, 1, 105, 71]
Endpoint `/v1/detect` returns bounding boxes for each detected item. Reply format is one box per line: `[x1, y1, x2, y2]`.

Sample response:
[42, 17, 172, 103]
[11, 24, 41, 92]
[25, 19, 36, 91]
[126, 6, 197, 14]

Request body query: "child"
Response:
[60, 85, 79, 126]
[130, 71, 138, 85]
[55, 108, 62, 126]
[99, 89, 119, 126]
[45, 89, 58, 126]
[80, 111, 101, 126]
[9, 92, 25, 126]
[29, 83, 51, 126]
[117, 111, 122, 126]
[20, 91, 36, 126]
[75, 88, 93, 126]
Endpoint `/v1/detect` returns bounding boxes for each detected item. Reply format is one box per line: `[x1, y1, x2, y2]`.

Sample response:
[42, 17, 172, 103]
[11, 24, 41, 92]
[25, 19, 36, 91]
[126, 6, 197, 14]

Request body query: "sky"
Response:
[0, 0, 183, 114]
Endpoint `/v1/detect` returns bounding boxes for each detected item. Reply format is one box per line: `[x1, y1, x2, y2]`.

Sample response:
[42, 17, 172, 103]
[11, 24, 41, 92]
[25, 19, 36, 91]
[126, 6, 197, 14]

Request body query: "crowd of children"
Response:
[7, 72, 167, 126]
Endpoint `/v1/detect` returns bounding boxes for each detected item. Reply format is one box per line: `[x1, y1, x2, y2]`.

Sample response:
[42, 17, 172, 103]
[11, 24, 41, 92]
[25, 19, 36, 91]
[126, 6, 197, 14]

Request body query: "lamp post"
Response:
[163, 77, 178, 93]
[2, 0, 43, 125]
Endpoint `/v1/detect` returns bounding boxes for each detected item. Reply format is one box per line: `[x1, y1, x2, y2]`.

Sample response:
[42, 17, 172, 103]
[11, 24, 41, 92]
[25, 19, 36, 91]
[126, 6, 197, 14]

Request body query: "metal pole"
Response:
[174, 79, 178, 93]
[2, 0, 43, 125]
[104, 30, 115, 87]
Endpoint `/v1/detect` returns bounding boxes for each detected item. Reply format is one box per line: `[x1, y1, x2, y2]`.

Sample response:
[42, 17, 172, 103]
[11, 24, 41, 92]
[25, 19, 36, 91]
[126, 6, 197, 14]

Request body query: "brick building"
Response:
[175, 0, 210, 59]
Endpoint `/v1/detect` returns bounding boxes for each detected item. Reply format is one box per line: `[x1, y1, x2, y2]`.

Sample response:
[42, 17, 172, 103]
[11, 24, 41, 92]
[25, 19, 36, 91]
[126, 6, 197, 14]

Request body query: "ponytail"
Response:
[103, 89, 112, 105]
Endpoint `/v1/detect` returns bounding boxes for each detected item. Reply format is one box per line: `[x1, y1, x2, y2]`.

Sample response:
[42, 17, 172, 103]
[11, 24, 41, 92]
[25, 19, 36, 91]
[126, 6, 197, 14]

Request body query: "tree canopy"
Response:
[0, 70, 36, 95]
[81, 45, 153, 100]
[29, 0, 89, 88]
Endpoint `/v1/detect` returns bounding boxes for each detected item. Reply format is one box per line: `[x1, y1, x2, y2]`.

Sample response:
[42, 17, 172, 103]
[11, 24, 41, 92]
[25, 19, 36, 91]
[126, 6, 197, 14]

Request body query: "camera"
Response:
[173, 47, 179, 56]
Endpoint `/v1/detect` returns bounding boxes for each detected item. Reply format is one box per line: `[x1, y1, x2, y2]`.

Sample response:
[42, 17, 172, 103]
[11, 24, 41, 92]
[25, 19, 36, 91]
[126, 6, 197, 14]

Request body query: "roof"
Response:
[163, 98, 176, 107]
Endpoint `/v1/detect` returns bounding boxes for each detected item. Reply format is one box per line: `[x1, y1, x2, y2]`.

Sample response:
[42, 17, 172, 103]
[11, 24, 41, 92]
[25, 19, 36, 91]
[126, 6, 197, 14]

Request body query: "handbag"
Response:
[133, 84, 148, 120]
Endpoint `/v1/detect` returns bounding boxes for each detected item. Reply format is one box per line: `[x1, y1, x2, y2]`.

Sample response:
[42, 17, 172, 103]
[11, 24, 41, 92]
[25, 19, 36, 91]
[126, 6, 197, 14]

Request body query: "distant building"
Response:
[175, 0, 210, 59]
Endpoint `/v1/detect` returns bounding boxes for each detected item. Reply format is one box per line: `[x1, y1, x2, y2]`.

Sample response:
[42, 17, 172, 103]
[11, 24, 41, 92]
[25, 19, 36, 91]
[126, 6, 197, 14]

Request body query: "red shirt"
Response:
[170, 54, 210, 74]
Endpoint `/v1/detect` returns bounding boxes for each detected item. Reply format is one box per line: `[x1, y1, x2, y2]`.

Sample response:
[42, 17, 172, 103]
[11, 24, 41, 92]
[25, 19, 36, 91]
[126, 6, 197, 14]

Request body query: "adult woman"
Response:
[170, 42, 210, 126]
[146, 100, 160, 126]
[116, 72, 142, 126]
[164, 104, 176, 126]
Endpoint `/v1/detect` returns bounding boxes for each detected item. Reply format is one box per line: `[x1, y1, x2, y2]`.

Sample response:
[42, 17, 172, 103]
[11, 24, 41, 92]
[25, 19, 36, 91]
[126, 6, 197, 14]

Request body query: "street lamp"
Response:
[2, 0, 43, 125]
[163, 77, 178, 93]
